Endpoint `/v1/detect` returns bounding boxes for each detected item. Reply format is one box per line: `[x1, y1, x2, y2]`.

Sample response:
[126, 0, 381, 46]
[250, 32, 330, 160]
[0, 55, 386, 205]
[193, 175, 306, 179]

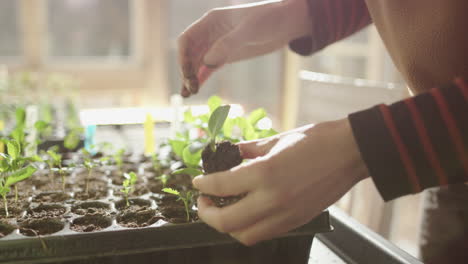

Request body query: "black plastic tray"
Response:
[0, 211, 330, 264]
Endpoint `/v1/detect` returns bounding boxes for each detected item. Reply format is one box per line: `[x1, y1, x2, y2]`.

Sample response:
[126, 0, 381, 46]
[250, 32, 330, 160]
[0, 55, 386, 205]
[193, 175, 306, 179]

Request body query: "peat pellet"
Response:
[115, 198, 151, 211]
[27, 204, 67, 218]
[71, 215, 112, 232]
[117, 208, 162, 228]
[19, 218, 64, 236]
[0, 221, 16, 238]
[33, 192, 71, 203]
[72, 201, 111, 215]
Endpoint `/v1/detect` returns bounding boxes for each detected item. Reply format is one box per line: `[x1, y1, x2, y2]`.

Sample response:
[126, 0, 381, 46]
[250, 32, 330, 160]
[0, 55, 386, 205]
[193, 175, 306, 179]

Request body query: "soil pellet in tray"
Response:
[71, 215, 112, 232]
[72, 201, 111, 215]
[0, 221, 16, 238]
[117, 208, 162, 228]
[33, 192, 71, 203]
[27, 204, 67, 218]
[74, 189, 108, 201]
[115, 198, 151, 211]
[19, 218, 65, 236]
[0, 204, 26, 218]
[201, 141, 244, 207]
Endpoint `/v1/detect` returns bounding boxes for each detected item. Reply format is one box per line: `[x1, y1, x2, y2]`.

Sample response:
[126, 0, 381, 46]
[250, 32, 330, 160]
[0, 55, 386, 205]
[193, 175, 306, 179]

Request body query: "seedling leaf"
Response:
[162, 187, 180, 196]
[172, 168, 203, 177]
[182, 145, 202, 168]
[5, 166, 36, 186]
[247, 108, 267, 126]
[6, 140, 20, 160]
[34, 121, 49, 133]
[207, 96, 222, 113]
[169, 139, 187, 158]
[208, 105, 230, 140]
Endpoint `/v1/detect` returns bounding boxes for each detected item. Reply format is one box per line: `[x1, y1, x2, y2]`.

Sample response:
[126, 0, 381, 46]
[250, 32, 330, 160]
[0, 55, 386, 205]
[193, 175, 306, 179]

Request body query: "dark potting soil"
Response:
[27, 204, 67, 218]
[201, 141, 244, 207]
[0, 221, 15, 238]
[158, 206, 198, 223]
[115, 198, 151, 211]
[72, 201, 111, 215]
[74, 189, 108, 201]
[19, 218, 64, 236]
[117, 208, 162, 228]
[70, 214, 112, 232]
[0, 204, 26, 218]
[33, 192, 71, 203]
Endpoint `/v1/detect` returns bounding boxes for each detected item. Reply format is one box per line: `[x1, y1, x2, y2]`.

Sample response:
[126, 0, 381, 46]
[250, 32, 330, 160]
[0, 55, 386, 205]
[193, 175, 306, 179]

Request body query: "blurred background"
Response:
[0, 0, 423, 259]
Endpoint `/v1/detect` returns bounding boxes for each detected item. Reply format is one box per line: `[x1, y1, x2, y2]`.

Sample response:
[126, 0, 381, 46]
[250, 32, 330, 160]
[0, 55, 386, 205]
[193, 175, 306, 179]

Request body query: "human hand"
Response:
[178, 0, 311, 97]
[192, 118, 369, 245]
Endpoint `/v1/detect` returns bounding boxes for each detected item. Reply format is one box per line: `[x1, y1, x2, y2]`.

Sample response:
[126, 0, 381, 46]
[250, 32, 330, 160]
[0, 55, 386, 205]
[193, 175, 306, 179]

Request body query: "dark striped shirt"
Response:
[290, 0, 468, 201]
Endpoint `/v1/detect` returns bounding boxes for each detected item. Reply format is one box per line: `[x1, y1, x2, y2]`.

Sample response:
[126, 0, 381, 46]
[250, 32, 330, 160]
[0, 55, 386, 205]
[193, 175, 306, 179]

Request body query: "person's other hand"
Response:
[192, 118, 369, 245]
[178, 0, 311, 97]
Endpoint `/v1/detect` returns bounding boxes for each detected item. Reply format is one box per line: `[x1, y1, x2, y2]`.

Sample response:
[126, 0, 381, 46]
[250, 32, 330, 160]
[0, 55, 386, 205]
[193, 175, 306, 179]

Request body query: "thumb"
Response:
[238, 138, 278, 159]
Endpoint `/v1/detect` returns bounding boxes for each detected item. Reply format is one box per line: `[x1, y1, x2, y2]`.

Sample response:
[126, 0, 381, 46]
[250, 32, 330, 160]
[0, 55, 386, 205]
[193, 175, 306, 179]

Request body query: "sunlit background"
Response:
[0, 0, 423, 259]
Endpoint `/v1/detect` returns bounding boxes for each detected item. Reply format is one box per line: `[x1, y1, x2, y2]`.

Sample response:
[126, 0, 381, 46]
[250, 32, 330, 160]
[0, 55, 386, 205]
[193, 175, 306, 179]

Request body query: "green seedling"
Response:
[207, 105, 231, 152]
[82, 151, 97, 194]
[120, 172, 137, 207]
[64, 127, 84, 150]
[0, 139, 37, 216]
[46, 149, 69, 191]
[155, 174, 169, 188]
[113, 148, 125, 174]
[162, 188, 193, 222]
[172, 168, 203, 178]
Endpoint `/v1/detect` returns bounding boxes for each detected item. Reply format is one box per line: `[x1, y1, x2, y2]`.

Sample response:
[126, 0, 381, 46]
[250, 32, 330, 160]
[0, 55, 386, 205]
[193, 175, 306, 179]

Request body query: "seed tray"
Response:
[0, 166, 332, 264]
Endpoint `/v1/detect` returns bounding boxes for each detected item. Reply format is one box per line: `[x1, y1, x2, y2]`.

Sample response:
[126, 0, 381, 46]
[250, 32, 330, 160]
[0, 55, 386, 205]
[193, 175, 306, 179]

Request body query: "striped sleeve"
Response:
[348, 78, 468, 201]
[289, 0, 371, 56]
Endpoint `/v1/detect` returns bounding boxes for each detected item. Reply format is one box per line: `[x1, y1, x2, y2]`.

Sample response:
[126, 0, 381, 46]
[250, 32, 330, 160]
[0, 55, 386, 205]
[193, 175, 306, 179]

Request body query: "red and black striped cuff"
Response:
[349, 79, 468, 201]
[289, 0, 372, 56]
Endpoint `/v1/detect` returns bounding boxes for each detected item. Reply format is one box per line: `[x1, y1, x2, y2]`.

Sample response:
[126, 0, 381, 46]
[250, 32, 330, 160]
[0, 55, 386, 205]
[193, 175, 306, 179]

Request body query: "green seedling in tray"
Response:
[81, 149, 98, 195]
[47, 149, 71, 192]
[155, 174, 169, 189]
[162, 188, 194, 223]
[121, 172, 137, 207]
[0, 140, 37, 217]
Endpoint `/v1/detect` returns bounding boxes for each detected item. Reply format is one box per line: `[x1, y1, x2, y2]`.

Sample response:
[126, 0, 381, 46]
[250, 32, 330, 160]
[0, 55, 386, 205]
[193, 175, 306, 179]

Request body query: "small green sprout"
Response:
[120, 172, 137, 207]
[162, 188, 193, 222]
[207, 105, 230, 152]
[82, 149, 97, 194]
[46, 149, 69, 191]
[113, 148, 125, 173]
[155, 174, 169, 188]
[0, 139, 37, 216]
[172, 168, 203, 178]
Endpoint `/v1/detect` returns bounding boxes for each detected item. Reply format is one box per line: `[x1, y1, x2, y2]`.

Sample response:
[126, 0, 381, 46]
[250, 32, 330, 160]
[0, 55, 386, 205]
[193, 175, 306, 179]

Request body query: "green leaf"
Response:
[5, 166, 36, 187]
[6, 140, 20, 160]
[162, 187, 180, 196]
[208, 105, 230, 140]
[64, 127, 83, 150]
[172, 168, 203, 177]
[34, 120, 49, 133]
[247, 108, 267, 126]
[223, 118, 236, 138]
[169, 139, 187, 158]
[207, 96, 222, 113]
[0, 186, 11, 197]
[183, 109, 196, 123]
[124, 172, 137, 186]
[15, 107, 26, 127]
[10, 127, 25, 147]
[258, 128, 278, 139]
[182, 145, 202, 168]
[237, 118, 258, 141]
[47, 150, 62, 165]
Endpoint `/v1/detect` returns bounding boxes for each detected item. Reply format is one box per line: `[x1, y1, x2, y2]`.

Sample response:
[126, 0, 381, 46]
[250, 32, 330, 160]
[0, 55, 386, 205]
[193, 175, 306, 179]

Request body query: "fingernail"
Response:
[183, 79, 193, 93]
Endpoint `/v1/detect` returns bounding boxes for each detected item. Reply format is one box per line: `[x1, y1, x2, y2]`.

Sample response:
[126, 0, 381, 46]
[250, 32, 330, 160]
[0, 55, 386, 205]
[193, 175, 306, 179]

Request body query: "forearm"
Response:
[349, 78, 468, 201]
